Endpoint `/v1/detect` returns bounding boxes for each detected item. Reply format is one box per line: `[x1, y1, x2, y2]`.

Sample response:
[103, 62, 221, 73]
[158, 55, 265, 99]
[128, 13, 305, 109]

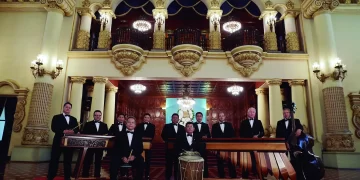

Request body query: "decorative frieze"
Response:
[302, 0, 340, 19]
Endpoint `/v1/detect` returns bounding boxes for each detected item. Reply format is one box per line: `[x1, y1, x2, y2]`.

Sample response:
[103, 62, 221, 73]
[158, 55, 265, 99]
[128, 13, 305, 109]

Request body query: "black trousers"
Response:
[145, 150, 152, 177]
[165, 149, 178, 180]
[47, 145, 73, 180]
[82, 149, 103, 177]
[110, 155, 144, 180]
[242, 152, 257, 178]
[200, 151, 209, 178]
[216, 151, 236, 178]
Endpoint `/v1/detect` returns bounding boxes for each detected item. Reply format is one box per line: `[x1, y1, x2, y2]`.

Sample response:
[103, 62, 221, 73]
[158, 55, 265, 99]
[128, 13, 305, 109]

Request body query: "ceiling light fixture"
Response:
[130, 83, 146, 94]
[227, 85, 243, 96]
[223, 21, 242, 33]
[177, 84, 195, 108]
[133, 20, 151, 32]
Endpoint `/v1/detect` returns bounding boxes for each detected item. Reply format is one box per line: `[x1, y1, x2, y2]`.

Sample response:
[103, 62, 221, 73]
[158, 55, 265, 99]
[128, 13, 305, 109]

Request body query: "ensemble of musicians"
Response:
[47, 102, 304, 180]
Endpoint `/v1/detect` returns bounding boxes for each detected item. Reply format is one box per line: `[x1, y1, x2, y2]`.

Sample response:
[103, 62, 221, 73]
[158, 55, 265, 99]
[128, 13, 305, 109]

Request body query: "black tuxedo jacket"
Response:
[51, 114, 79, 147]
[211, 122, 235, 138]
[161, 123, 185, 142]
[175, 133, 205, 156]
[82, 120, 109, 135]
[135, 122, 155, 139]
[109, 122, 126, 135]
[276, 118, 303, 140]
[114, 131, 143, 158]
[239, 119, 265, 138]
[193, 122, 211, 138]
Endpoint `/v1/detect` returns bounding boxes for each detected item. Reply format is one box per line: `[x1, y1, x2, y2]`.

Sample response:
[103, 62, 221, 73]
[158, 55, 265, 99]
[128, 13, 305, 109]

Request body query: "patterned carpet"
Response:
[1, 162, 360, 180]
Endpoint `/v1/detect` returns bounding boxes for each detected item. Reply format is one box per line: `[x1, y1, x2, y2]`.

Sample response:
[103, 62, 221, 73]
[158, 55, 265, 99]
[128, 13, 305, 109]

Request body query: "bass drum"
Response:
[178, 152, 204, 180]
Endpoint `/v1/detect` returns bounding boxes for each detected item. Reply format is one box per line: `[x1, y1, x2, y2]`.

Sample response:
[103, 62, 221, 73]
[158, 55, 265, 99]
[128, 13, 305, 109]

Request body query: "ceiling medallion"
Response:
[227, 85, 244, 96]
[170, 44, 204, 77]
[223, 21, 242, 33]
[227, 45, 263, 77]
[133, 20, 151, 32]
[130, 83, 146, 94]
[111, 44, 148, 76]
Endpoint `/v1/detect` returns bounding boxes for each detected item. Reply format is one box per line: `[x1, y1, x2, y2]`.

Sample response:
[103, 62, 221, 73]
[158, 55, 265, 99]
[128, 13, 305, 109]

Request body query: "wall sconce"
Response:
[100, 14, 109, 31]
[312, 58, 347, 83]
[267, 15, 276, 32]
[30, 54, 63, 79]
[155, 14, 165, 31]
[210, 14, 220, 31]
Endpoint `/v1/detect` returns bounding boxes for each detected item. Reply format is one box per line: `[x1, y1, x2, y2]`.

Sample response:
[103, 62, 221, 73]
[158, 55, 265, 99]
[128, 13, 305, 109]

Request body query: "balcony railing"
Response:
[222, 27, 263, 51]
[166, 28, 208, 50]
[111, 27, 153, 50]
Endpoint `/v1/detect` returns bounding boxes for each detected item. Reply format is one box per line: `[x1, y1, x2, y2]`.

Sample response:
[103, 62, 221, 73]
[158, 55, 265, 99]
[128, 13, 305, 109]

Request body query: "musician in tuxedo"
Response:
[211, 112, 236, 178]
[135, 113, 155, 180]
[81, 110, 109, 177]
[276, 107, 303, 142]
[175, 122, 207, 177]
[193, 112, 210, 177]
[161, 113, 186, 180]
[239, 107, 265, 178]
[110, 116, 144, 180]
[47, 102, 79, 180]
[109, 113, 126, 135]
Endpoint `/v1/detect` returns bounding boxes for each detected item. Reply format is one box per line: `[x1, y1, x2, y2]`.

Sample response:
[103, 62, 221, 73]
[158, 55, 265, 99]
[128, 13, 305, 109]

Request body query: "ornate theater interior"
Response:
[1, 0, 360, 179]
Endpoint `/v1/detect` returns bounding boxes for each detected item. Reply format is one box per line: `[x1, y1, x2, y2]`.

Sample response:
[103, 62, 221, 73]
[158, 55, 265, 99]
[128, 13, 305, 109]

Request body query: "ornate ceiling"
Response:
[118, 80, 256, 97]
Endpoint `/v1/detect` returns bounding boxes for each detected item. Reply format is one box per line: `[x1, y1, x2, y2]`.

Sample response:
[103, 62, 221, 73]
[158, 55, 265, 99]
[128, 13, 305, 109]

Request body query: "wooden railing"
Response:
[111, 27, 153, 50]
[166, 28, 208, 50]
[222, 27, 263, 51]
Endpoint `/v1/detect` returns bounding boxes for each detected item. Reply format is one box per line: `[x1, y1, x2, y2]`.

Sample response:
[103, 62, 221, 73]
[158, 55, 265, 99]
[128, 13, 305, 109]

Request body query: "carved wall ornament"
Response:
[170, 44, 204, 77]
[153, 31, 165, 49]
[97, 30, 111, 49]
[82, 0, 90, 7]
[348, 92, 360, 138]
[286, 32, 300, 52]
[102, 0, 111, 7]
[75, 30, 90, 50]
[155, 0, 165, 8]
[268, 125, 276, 138]
[111, 44, 147, 76]
[209, 31, 221, 50]
[286, 0, 295, 9]
[0, 80, 29, 132]
[265, 0, 274, 9]
[264, 32, 278, 51]
[22, 127, 49, 145]
[325, 133, 355, 151]
[210, 0, 220, 8]
[227, 45, 263, 77]
[42, 0, 76, 16]
[302, 0, 340, 19]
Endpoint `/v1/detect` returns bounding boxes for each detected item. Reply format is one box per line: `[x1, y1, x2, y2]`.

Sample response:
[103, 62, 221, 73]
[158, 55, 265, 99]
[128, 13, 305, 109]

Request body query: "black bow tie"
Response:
[249, 119, 254, 121]
[95, 121, 100, 123]
[118, 123, 123, 125]
[173, 124, 177, 126]
[219, 122, 224, 124]
[187, 134, 192, 137]
[127, 131, 134, 134]
[197, 123, 202, 124]
[64, 115, 69, 117]
[144, 122, 149, 124]
[285, 119, 290, 121]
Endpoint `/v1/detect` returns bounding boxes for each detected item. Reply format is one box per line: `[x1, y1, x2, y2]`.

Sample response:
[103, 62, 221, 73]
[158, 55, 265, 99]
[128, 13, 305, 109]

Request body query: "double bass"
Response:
[286, 103, 325, 180]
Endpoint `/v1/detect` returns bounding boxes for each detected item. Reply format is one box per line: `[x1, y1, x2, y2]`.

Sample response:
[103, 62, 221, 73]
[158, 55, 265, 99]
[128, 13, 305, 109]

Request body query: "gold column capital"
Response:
[152, 8, 168, 19]
[206, 9, 223, 19]
[255, 88, 269, 95]
[99, 8, 116, 19]
[289, 79, 305, 86]
[266, 79, 282, 85]
[43, 0, 76, 16]
[106, 87, 118, 93]
[155, 0, 165, 8]
[77, 7, 92, 17]
[70, 77, 86, 84]
[301, 0, 340, 19]
[93, 77, 108, 84]
[209, 0, 221, 9]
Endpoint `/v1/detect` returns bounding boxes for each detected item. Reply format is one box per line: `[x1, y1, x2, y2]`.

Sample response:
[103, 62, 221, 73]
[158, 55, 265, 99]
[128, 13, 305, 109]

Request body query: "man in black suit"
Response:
[239, 107, 265, 178]
[135, 113, 155, 180]
[110, 116, 144, 180]
[47, 102, 79, 180]
[276, 108, 303, 141]
[175, 122, 207, 177]
[81, 110, 109, 177]
[109, 113, 126, 135]
[193, 112, 210, 177]
[211, 112, 236, 178]
[161, 113, 185, 180]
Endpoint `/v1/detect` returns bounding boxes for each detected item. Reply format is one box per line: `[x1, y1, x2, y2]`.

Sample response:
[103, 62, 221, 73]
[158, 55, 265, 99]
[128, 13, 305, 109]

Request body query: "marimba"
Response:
[167, 138, 296, 180]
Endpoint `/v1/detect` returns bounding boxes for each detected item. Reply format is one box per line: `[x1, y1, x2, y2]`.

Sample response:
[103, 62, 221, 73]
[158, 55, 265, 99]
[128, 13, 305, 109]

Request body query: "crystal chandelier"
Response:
[223, 21, 242, 33]
[177, 85, 195, 108]
[130, 83, 146, 94]
[133, 20, 151, 32]
[227, 85, 243, 96]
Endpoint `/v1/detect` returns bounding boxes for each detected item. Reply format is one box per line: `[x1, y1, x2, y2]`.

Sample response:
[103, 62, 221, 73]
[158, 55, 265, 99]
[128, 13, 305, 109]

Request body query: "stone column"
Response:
[207, 9, 222, 50]
[75, 1, 92, 50]
[22, 1, 74, 145]
[97, 8, 115, 49]
[103, 87, 118, 127]
[289, 80, 309, 133]
[90, 77, 108, 116]
[260, 10, 278, 51]
[302, 0, 354, 151]
[284, 11, 300, 52]
[256, 88, 270, 136]
[152, 8, 167, 49]
[69, 77, 86, 121]
[266, 79, 283, 137]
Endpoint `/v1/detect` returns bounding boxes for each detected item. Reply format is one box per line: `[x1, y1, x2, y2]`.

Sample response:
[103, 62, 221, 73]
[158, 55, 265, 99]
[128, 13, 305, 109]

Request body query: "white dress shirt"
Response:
[144, 123, 148, 130]
[63, 113, 70, 125]
[95, 121, 100, 131]
[285, 120, 289, 129]
[174, 124, 178, 133]
[118, 123, 123, 131]
[197, 123, 202, 132]
[127, 129, 134, 146]
[186, 133, 193, 145]
[249, 119, 254, 128]
[220, 123, 225, 132]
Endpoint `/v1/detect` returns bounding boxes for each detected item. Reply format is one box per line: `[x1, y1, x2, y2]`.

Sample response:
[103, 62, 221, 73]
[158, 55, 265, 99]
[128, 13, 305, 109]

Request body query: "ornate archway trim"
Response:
[0, 79, 29, 132]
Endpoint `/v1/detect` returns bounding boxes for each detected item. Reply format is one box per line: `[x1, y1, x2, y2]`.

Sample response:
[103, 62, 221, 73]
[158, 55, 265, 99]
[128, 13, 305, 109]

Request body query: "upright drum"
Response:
[178, 151, 204, 180]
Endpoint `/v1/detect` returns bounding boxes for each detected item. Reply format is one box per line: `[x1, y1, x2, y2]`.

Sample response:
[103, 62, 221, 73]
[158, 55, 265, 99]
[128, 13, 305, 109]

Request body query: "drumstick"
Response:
[128, 149, 133, 159]
[71, 122, 83, 130]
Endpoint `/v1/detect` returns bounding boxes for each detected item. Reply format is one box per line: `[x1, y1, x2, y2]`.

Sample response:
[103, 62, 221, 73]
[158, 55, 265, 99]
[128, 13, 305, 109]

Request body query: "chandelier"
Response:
[227, 85, 243, 96]
[177, 85, 195, 108]
[133, 20, 151, 32]
[130, 83, 146, 94]
[223, 21, 242, 33]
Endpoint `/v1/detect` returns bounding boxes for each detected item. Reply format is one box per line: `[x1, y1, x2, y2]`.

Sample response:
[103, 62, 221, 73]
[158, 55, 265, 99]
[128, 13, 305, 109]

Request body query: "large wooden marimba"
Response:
[168, 138, 296, 180]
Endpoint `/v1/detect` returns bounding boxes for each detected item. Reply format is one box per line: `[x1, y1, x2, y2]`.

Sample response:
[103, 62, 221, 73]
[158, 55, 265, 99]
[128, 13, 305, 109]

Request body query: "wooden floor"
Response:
[1, 162, 360, 180]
